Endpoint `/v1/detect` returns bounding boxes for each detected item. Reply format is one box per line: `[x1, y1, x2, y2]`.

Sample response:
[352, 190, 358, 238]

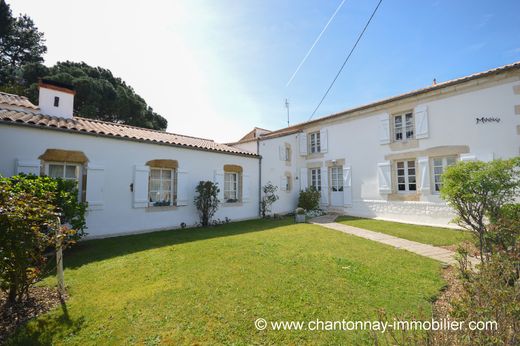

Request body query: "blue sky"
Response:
[9, 0, 520, 142]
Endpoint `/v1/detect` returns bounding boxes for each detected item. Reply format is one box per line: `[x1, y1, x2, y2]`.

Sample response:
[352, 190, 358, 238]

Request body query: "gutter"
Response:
[257, 139, 262, 217]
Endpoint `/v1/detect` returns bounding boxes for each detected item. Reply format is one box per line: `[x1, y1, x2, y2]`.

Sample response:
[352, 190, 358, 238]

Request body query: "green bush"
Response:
[298, 186, 321, 211]
[194, 181, 220, 227]
[0, 177, 76, 305]
[8, 174, 87, 240]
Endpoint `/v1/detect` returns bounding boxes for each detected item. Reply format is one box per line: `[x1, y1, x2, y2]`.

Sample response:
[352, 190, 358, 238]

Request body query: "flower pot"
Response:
[295, 214, 306, 223]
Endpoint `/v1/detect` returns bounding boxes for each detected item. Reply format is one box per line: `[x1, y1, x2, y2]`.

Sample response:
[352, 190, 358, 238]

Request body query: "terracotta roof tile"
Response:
[0, 92, 39, 110]
[0, 109, 258, 157]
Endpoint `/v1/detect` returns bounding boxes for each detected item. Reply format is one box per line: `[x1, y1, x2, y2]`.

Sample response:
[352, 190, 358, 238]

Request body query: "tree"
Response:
[260, 182, 279, 218]
[441, 158, 520, 263]
[0, 0, 46, 85]
[194, 181, 220, 227]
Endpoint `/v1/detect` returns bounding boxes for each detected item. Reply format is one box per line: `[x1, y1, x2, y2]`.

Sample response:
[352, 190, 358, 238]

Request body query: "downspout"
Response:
[257, 138, 262, 218]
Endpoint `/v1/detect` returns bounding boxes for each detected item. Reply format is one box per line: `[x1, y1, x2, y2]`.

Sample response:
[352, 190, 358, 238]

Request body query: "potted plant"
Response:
[295, 207, 306, 223]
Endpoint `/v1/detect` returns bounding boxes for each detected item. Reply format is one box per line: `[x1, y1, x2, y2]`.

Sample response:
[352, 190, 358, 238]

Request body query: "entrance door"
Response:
[330, 166, 344, 206]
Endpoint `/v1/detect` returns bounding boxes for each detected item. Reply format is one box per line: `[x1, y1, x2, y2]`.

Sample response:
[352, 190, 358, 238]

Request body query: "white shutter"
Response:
[379, 113, 390, 144]
[343, 165, 352, 206]
[320, 167, 328, 205]
[320, 129, 328, 153]
[460, 154, 476, 162]
[377, 162, 391, 194]
[280, 175, 288, 191]
[299, 168, 308, 191]
[417, 157, 430, 194]
[214, 169, 224, 201]
[177, 170, 189, 206]
[16, 160, 40, 175]
[86, 164, 104, 210]
[279, 145, 285, 160]
[242, 174, 251, 202]
[133, 165, 149, 208]
[414, 105, 429, 139]
[299, 133, 308, 156]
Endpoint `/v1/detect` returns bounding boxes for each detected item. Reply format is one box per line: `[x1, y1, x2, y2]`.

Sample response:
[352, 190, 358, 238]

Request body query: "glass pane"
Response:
[398, 177, 405, 184]
[397, 162, 404, 169]
[408, 168, 415, 175]
[409, 184, 416, 191]
[65, 165, 77, 179]
[395, 115, 402, 125]
[150, 179, 161, 192]
[162, 180, 172, 192]
[434, 167, 443, 175]
[435, 183, 441, 191]
[407, 161, 415, 168]
[161, 192, 171, 204]
[398, 184, 406, 191]
[150, 169, 161, 179]
[162, 170, 171, 179]
[409, 176, 416, 183]
[434, 175, 441, 183]
[48, 164, 64, 178]
[149, 191, 160, 203]
[446, 157, 456, 166]
[397, 169, 405, 176]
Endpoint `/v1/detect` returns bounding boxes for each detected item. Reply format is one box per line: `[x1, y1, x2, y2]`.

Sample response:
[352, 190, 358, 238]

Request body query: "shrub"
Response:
[194, 181, 220, 227]
[298, 186, 321, 211]
[295, 207, 305, 215]
[0, 178, 76, 305]
[441, 158, 520, 262]
[260, 182, 279, 218]
[7, 174, 87, 240]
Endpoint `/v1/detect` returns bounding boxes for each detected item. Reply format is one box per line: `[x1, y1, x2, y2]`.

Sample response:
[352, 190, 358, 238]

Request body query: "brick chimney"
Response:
[38, 79, 75, 118]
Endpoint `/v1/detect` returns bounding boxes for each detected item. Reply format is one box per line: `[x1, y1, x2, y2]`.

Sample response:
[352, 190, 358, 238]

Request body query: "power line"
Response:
[308, 0, 383, 121]
[286, 0, 348, 88]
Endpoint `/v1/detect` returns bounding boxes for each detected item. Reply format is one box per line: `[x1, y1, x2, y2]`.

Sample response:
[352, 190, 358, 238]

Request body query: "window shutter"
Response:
[133, 165, 150, 208]
[242, 174, 251, 202]
[16, 159, 40, 175]
[320, 167, 328, 205]
[377, 162, 391, 194]
[379, 113, 390, 144]
[299, 133, 308, 156]
[280, 175, 288, 191]
[279, 145, 285, 160]
[343, 165, 352, 206]
[320, 129, 328, 153]
[299, 168, 308, 191]
[214, 169, 224, 201]
[86, 164, 104, 210]
[460, 154, 476, 162]
[417, 157, 430, 194]
[177, 170, 189, 206]
[414, 105, 429, 139]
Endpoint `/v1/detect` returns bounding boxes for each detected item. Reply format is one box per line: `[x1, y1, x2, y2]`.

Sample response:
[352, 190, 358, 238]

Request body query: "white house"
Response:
[1, 62, 519, 237]
[0, 80, 260, 238]
[232, 61, 520, 226]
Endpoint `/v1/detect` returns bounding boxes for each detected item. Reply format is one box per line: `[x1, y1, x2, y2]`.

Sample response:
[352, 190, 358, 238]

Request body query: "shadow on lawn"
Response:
[64, 217, 293, 270]
[8, 298, 85, 346]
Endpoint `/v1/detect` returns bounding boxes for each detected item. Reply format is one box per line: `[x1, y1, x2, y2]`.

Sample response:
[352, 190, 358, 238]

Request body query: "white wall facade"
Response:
[255, 73, 520, 227]
[38, 87, 74, 118]
[0, 126, 260, 238]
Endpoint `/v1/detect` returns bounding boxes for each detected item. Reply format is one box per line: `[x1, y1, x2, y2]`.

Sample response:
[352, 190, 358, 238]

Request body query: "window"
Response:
[224, 172, 239, 202]
[285, 147, 291, 161]
[310, 168, 321, 191]
[46, 162, 82, 200]
[396, 160, 416, 192]
[432, 156, 457, 193]
[309, 132, 321, 153]
[394, 112, 414, 141]
[149, 168, 177, 206]
[330, 167, 343, 192]
[54, 96, 60, 107]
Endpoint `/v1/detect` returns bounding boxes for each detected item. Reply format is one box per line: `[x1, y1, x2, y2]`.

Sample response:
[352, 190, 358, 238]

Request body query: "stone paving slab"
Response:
[309, 215, 479, 266]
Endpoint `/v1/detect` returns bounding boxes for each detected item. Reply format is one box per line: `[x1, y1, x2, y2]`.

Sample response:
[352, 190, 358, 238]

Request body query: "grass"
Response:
[336, 216, 473, 246]
[9, 218, 445, 345]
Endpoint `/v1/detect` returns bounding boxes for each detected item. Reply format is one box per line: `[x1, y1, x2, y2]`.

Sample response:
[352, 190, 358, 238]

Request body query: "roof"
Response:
[262, 60, 520, 139]
[0, 109, 259, 157]
[236, 127, 272, 143]
[0, 92, 39, 110]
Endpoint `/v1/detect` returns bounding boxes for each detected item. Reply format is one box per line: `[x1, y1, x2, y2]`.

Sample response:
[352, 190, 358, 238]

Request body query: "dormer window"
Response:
[394, 112, 414, 141]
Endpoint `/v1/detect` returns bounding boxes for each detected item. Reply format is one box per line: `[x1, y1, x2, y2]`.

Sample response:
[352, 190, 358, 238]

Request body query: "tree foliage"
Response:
[0, 0, 46, 85]
[260, 182, 279, 218]
[440, 158, 520, 262]
[298, 186, 321, 211]
[194, 181, 220, 227]
[0, 176, 78, 305]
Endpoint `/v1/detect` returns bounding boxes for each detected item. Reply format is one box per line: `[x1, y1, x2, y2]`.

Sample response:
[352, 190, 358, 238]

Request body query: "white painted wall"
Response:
[0, 126, 260, 238]
[38, 87, 74, 118]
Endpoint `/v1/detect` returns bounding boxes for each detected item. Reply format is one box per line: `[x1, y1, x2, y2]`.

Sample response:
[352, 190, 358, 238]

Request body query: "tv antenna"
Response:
[285, 98, 290, 127]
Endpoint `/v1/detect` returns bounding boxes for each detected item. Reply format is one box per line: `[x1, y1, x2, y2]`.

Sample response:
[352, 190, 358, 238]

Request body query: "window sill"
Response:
[306, 152, 325, 160]
[387, 193, 420, 201]
[389, 139, 418, 151]
[146, 205, 179, 212]
[222, 202, 243, 207]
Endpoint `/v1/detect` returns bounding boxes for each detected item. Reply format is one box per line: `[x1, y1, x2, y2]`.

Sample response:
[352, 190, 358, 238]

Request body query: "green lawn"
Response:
[10, 218, 445, 345]
[336, 216, 472, 246]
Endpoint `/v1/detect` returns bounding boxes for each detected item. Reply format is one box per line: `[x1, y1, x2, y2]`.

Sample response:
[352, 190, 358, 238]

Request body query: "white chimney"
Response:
[38, 79, 75, 118]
